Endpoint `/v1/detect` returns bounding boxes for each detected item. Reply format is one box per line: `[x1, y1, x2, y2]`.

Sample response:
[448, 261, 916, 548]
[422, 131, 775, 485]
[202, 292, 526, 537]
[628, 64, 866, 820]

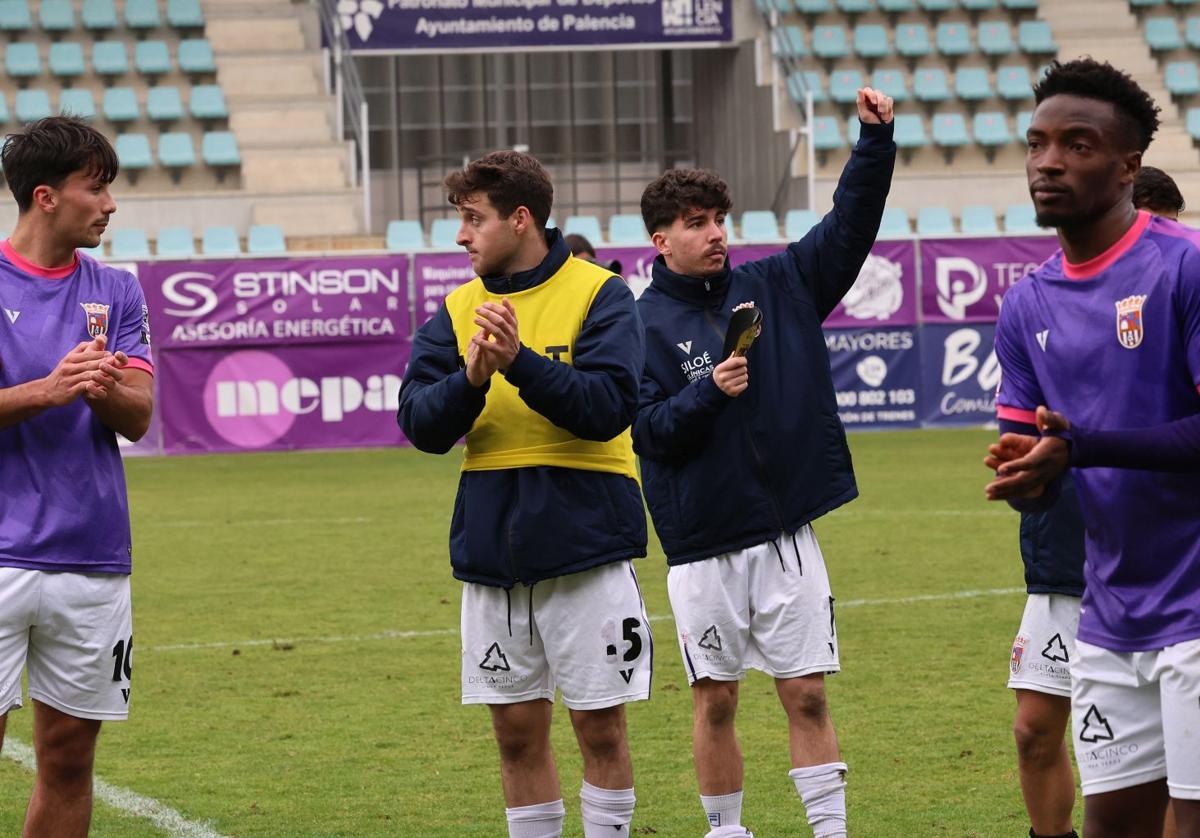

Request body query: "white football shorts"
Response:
[1007, 593, 1081, 698]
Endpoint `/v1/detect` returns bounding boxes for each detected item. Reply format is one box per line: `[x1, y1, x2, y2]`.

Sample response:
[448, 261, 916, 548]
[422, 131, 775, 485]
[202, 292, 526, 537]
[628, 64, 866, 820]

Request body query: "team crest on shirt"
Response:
[80, 302, 111, 338]
[1010, 634, 1027, 675]
[1115, 294, 1147, 349]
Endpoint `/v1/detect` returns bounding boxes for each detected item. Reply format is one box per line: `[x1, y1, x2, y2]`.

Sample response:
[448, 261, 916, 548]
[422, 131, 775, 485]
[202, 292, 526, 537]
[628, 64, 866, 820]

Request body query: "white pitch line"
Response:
[1, 738, 230, 838]
[141, 587, 1023, 653]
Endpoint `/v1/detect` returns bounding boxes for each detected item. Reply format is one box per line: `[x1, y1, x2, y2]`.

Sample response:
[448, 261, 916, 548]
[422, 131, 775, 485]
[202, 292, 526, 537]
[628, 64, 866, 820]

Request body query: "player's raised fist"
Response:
[856, 87, 894, 125]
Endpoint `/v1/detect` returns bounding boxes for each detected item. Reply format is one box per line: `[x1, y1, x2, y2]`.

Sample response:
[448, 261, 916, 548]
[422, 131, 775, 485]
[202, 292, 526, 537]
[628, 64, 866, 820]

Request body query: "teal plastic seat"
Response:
[0, 92, 8, 124]
[785, 209, 821, 238]
[977, 21, 1015, 55]
[247, 224, 286, 255]
[49, 43, 85, 79]
[111, 228, 150, 259]
[1130, 0, 1166, 6]
[147, 85, 183, 122]
[996, 65, 1033, 100]
[202, 226, 240, 256]
[1004, 203, 1040, 233]
[837, 0, 873, 11]
[739, 210, 780, 242]
[1145, 17, 1183, 50]
[961, 205, 999, 234]
[1165, 60, 1200, 95]
[812, 25, 850, 59]
[830, 69, 865, 103]
[178, 39, 215, 74]
[931, 112, 970, 147]
[936, 22, 972, 57]
[92, 41, 128, 78]
[917, 206, 955, 235]
[58, 88, 97, 119]
[1016, 110, 1033, 141]
[787, 71, 827, 104]
[0, 1, 33, 35]
[854, 24, 890, 58]
[1187, 17, 1200, 48]
[124, 0, 161, 31]
[893, 113, 928, 148]
[961, 0, 997, 9]
[156, 226, 195, 257]
[5, 44, 41, 80]
[895, 23, 931, 57]
[1187, 107, 1200, 139]
[103, 87, 139, 123]
[974, 111, 1013, 146]
[871, 68, 909, 102]
[955, 66, 993, 100]
[775, 26, 807, 58]
[847, 116, 862, 145]
[812, 115, 845, 150]
[39, 0, 76, 33]
[166, 0, 204, 28]
[189, 84, 228, 120]
[795, 0, 833, 12]
[1001, 0, 1039, 8]
[115, 133, 152, 170]
[386, 220, 425, 249]
[81, 0, 117, 30]
[14, 90, 51, 123]
[607, 214, 648, 243]
[914, 67, 951, 102]
[564, 215, 604, 243]
[919, 0, 955, 9]
[158, 131, 195, 169]
[201, 131, 240, 166]
[430, 218, 459, 247]
[135, 40, 171, 76]
[1018, 20, 1057, 54]
[878, 0, 917, 11]
[878, 207, 911, 237]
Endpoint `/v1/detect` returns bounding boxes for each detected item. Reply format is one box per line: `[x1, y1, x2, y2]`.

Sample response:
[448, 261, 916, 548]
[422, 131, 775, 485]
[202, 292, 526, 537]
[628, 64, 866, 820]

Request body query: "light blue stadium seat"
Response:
[39, 0, 76, 33]
[1016, 110, 1033, 141]
[201, 131, 240, 166]
[79, 242, 105, 259]
[103, 87, 139, 123]
[92, 41, 128, 78]
[430, 218, 459, 247]
[795, 0, 833, 12]
[147, 86, 183, 122]
[158, 132, 195, 169]
[0, 92, 8, 124]
[82, 0, 118, 30]
[974, 111, 1013, 146]
[1130, 0, 1165, 6]
[386, 220, 425, 249]
[955, 66, 993, 100]
[1146, 17, 1183, 50]
[167, 0, 204, 29]
[115, 133, 152, 171]
[1001, 0, 1039, 8]
[545, 217, 556, 232]
[812, 25, 850, 59]
[125, 0, 161, 31]
[156, 226, 194, 257]
[1186, 17, 1200, 48]
[1166, 61, 1200, 95]
[936, 22, 972, 57]
[775, 26, 807, 58]
[15, 90, 50, 123]
[787, 71, 827, 104]
[785, 209, 821, 239]
[135, 40, 171, 76]
[847, 116, 862, 145]
[739, 210, 780, 242]
[189, 84, 228, 120]
[917, 206, 955, 235]
[931, 112, 970, 147]
[1171, 0, 1200, 6]
[58, 88, 97, 119]
[111, 228, 150, 259]
[1018, 20, 1057, 54]
[878, 0, 917, 11]
[5, 44, 41, 81]
[812, 115, 845, 150]
[996, 65, 1033, 100]
[913, 67, 951, 102]
[1187, 107, 1200, 139]
[202, 226, 240, 256]
[854, 24, 890, 58]
[830, 69, 865, 103]
[0, 1, 33, 35]
[608, 214, 648, 244]
[977, 21, 1015, 55]
[961, 0, 997, 9]
[178, 39, 215, 75]
[871, 68, 909, 102]
[49, 43, 85, 79]
[893, 113, 928, 148]
[961, 204, 999, 233]
[247, 224, 286, 255]
[837, 0, 873, 12]
[1004, 203, 1040, 233]
[878, 207, 911, 237]
[919, 0, 955, 10]
[564, 215, 603, 243]
[895, 23, 931, 57]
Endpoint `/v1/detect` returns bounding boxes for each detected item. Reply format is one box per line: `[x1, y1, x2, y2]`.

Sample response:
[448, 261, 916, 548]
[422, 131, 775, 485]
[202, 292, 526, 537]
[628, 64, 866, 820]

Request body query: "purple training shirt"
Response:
[995, 211, 1200, 652]
[0, 241, 153, 575]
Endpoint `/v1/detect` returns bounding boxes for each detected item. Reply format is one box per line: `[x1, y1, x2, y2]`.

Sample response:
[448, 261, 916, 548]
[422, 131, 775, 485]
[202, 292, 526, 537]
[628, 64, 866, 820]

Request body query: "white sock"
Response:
[700, 790, 744, 829]
[705, 826, 754, 838]
[505, 799, 566, 838]
[579, 781, 635, 838]
[789, 762, 848, 838]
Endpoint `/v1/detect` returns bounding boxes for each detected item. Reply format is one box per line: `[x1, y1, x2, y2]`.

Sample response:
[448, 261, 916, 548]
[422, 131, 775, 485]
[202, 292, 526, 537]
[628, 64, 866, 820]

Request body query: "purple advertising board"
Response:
[919, 322, 1000, 427]
[140, 256, 411, 453]
[333, 0, 732, 52]
[919, 235, 1058, 324]
[825, 327, 921, 429]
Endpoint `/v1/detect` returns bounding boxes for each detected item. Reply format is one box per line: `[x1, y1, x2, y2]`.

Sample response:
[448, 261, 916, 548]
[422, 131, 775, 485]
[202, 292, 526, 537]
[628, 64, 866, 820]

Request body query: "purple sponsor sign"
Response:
[333, 0, 732, 52]
[413, 251, 475, 324]
[919, 322, 1000, 426]
[919, 235, 1058, 324]
[825, 327, 921, 429]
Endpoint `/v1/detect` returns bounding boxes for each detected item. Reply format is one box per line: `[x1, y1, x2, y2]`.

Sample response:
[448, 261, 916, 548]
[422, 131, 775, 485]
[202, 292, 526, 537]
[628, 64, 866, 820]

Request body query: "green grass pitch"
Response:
[0, 428, 1082, 836]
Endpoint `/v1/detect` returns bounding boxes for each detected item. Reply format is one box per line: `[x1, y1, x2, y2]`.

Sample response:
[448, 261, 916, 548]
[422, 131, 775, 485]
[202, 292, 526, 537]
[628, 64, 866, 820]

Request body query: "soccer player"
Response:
[1133, 166, 1185, 220]
[988, 59, 1200, 838]
[397, 151, 650, 838]
[0, 116, 154, 835]
[632, 88, 895, 838]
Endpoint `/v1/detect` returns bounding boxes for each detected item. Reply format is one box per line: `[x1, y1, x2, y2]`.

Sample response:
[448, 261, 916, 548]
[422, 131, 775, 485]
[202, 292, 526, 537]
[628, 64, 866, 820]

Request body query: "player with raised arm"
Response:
[0, 116, 154, 836]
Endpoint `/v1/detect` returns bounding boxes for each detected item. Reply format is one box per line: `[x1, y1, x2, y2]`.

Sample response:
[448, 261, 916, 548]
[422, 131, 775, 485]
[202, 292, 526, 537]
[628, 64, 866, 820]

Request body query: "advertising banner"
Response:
[919, 322, 1000, 427]
[825, 327, 921, 430]
[919, 235, 1058, 324]
[333, 0, 733, 53]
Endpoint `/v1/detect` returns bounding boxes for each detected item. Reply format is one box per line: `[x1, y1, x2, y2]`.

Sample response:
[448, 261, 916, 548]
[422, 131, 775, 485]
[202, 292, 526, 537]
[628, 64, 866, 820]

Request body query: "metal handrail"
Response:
[316, 0, 372, 233]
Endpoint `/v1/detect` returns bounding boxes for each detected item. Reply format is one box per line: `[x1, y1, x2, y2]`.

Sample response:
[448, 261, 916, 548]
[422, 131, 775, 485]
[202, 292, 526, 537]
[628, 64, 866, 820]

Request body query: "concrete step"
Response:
[229, 103, 335, 148]
[205, 17, 306, 54]
[252, 193, 362, 238]
[239, 146, 350, 193]
[217, 54, 324, 99]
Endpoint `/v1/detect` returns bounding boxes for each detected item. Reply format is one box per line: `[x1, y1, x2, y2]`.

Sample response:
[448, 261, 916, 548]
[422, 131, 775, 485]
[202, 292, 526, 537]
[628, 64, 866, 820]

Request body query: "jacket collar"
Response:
[480, 228, 569, 294]
[649, 254, 731, 309]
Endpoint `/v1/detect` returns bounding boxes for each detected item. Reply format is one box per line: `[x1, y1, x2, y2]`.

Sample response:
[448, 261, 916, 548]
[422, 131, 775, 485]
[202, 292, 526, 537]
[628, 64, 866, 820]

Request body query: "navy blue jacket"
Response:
[634, 121, 896, 565]
[397, 231, 647, 587]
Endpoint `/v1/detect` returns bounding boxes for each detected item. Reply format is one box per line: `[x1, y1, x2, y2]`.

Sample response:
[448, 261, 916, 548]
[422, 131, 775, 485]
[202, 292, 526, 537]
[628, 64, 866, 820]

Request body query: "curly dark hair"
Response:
[640, 168, 733, 234]
[1132, 165, 1185, 215]
[1033, 58, 1160, 152]
[443, 150, 553, 228]
[3, 116, 119, 212]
